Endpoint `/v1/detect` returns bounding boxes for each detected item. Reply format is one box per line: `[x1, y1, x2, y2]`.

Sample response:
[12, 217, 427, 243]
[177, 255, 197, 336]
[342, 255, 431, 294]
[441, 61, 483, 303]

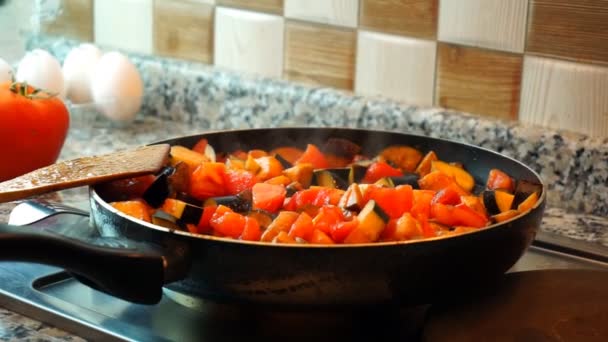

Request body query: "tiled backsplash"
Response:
[42, 0, 608, 138]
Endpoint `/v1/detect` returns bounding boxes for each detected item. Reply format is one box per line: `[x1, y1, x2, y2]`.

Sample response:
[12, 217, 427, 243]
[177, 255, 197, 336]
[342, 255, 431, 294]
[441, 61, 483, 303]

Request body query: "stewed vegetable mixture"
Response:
[100, 138, 541, 244]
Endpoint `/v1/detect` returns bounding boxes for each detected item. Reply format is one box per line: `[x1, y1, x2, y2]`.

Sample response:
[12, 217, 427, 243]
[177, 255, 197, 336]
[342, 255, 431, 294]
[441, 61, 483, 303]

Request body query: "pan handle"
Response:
[0, 222, 165, 304]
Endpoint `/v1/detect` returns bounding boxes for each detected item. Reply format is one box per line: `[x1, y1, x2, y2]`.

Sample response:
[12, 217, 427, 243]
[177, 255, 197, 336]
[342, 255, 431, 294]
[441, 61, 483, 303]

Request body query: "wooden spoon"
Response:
[0, 144, 170, 203]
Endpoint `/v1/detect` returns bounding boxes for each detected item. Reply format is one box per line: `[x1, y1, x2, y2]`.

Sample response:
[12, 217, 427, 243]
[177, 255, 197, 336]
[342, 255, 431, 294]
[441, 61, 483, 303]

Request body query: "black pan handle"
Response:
[0, 222, 165, 304]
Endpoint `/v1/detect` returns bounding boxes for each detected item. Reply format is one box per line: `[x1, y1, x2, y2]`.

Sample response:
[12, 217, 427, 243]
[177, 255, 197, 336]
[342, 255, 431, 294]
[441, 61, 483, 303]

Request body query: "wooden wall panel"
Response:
[217, 0, 283, 14]
[154, 0, 214, 63]
[41, 0, 94, 42]
[284, 21, 356, 89]
[359, 0, 438, 39]
[527, 0, 608, 65]
[436, 43, 523, 120]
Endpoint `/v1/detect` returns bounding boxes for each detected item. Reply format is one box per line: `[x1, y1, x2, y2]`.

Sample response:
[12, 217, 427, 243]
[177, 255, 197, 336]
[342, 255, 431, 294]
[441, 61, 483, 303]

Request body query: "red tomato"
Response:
[190, 162, 227, 199]
[486, 169, 514, 192]
[295, 144, 329, 169]
[410, 190, 436, 220]
[330, 219, 358, 243]
[252, 183, 287, 213]
[196, 205, 217, 234]
[365, 185, 413, 219]
[288, 212, 314, 241]
[361, 161, 402, 183]
[191, 138, 208, 154]
[453, 204, 488, 228]
[431, 186, 462, 205]
[240, 217, 262, 241]
[312, 205, 345, 234]
[310, 229, 335, 244]
[224, 169, 257, 195]
[210, 211, 246, 238]
[0, 81, 69, 181]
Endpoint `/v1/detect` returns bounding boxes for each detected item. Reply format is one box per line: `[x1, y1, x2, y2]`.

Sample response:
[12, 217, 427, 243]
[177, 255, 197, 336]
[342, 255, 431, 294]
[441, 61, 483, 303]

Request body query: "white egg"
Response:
[91, 51, 143, 122]
[0, 57, 13, 83]
[62, 44, 102, 104]
[16, 49, 65, 97]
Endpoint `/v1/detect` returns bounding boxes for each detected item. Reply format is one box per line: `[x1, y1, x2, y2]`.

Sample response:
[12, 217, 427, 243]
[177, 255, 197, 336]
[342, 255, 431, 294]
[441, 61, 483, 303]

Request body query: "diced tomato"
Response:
[295, 144, 329, 169]
[431, 203, 460, 227]
[252, 183, 287, 213]
[361, 161, 403, 184]
[486, 169, 514, 192]
[271, 146, 304, 165]
[310, 229, 335, 244]
[330, 219, 358, 243]
[264, 175, 292, 186]
[210, 211, 246, 239]
[325, 155, 351, 168]
[419, 216, 436, 238]
[196, 205, 217, 234]
[364, 185, 413, 219]
[255, 156, 284, 181]
[273, 231, 296, 244]
[191, 138, 208, 154]
[410, 190, 436, 220]
[231, 149, 248, 160]
[418, 171, 468, 195]
[431, 186, 462, 205]
[190, 162, 227, 200]
[240, 217, 262, 241]
[453, 203, 488, 228]
[382, 213, 422, 241]
[224, 169, 257, 195]
[261, 211, 300, 242]
[312, 205, 345, 234]
[284, 188, 323, 211]
[288, 212, 314, 241]
[111, 200, 152, 222]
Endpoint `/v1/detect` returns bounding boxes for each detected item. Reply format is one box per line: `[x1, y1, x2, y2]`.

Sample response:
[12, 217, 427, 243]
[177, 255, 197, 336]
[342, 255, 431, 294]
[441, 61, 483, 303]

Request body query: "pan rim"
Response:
[90, 126, 546, 249]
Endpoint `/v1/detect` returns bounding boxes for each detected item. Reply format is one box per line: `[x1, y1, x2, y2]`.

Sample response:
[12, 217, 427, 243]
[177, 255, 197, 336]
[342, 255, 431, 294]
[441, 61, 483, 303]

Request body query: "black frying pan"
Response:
[0, 128, 545, 307]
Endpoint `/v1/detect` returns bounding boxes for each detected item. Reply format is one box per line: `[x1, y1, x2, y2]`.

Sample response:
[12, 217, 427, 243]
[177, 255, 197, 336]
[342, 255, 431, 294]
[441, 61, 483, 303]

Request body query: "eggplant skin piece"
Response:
[274, 153, 293, 169]
[512, 180, 542, 209]
[204, 190, 252, 212]
[143, 167, 176, 207]
[152, 210, 182, 230]
[389, 173, 420, 189]
[313, 169, 350, 190]
[482, 190, 501, 216]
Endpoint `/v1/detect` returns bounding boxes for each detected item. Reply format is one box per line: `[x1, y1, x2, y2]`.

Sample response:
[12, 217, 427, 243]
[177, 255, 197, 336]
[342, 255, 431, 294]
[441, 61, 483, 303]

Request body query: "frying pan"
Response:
[0, 128, 545, 307]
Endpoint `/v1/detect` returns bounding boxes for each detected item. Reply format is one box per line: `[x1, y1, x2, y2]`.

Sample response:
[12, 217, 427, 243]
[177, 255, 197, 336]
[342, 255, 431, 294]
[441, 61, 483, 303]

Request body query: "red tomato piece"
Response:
[190, 162, 227, 200]
[382, 213, 422, 241]
[486, 169, 514, 192]
[430, 203, 460, 227]
[196, 205, 217, 234]
[453, 204, 488, 228]
[288, 212, 314, 241]
[312, 205, 345, 234]
[240, 217, 262, 241]
[191, 138, 208, 154]
[361, 161, 402, 184]
[431, 186, 462, 205]
[330, 219, 358, 243]
[252, 183, 287, 213]
[284, 188, 323, 211]
[365, 185, 413, 219]
[210, 211, 246, 239]
[310, 229, 335, 244]
[419, 216, 436, 238]
[255, 156, 284, 181]
[224, 169, 257, 195]
[410, 190, 436, 220]
[295, 144, 329, 169]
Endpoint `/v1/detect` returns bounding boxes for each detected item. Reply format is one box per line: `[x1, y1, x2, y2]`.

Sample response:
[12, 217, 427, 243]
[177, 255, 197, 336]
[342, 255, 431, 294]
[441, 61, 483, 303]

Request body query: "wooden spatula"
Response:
[0, 144, 170, 203]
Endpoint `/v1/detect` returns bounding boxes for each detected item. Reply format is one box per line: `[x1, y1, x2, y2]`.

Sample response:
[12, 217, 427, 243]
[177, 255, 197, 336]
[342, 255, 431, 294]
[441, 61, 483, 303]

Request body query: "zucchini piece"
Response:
[312, 169, 349, 190]
[512, 180, 542, 209]
[389, 173, 420, 189]
[274, 153, 293, 169]
[142, 166, 175, 207]
[152, 210, 182, 230]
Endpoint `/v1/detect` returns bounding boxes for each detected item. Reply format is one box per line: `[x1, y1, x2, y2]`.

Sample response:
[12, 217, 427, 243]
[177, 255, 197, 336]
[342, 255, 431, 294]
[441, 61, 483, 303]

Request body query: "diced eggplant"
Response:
[512, 180, 542, 209]
[374, 177, 395, 188]
[285, 182, 304, 197]
[142, 166, 175, 207]
[346, 200, 389, 243]
[338, 183, 364, 211]
[167, 162, 190, 195]
[152, 210, 182, 230]
[180, 202, 205, 224]
[162, 198, 205, 225]
[482, 190, 500, 216]
[349, 164, 368, 184]
[274, 153, 293, 169]
[312, 169, 349, 190]
[482, 190, 514, 215]
[389, 173, 420, 189]
[204, 190, 252, 212]
[283, 163, 314, 188]
[322, 138, 362, 159]
[247, 210, 275, 230]
[175, 192, 203, 207]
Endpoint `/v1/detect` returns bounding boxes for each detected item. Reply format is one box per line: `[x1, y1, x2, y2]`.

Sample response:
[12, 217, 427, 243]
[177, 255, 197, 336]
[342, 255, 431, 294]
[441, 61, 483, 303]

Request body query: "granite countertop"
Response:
[0, 36, 606, 341]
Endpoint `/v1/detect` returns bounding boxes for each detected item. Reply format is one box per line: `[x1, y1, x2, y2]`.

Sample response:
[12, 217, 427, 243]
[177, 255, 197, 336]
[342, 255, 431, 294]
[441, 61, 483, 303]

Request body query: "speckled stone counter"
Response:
[0, 36, 606, 340]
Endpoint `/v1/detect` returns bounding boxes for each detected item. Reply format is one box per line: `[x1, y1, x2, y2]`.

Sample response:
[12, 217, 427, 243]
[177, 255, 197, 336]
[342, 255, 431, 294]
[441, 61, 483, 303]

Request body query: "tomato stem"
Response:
[9, 81, 58, 99]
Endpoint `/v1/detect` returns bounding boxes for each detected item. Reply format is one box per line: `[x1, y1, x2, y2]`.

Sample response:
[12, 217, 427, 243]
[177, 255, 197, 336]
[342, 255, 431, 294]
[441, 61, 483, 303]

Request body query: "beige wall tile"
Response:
[284, 0, 359, 28]
[436, 43, 523, 120]
[519, 56, 608, 137]
[154, 0, 214, 63]
[284, 21, 356, 90]
[218, 0, 283, 14]
[355, 31, 436, 106]
[94, 0, 154, 54]
[41, 0, 94, 42]
[214, 7, 284, 78]
[527, 0, 608, 65]
[359, 0, 438, 40]
[438, 0, 528, 53]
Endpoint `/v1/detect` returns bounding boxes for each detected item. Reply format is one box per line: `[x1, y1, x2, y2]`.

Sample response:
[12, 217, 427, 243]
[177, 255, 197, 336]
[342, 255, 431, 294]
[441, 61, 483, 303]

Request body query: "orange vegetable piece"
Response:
[361, 161, 403, 184]
[283, 163, 314, 188]
[415, 151, 438, 177]
[271, 146, 304, 165]
[312, 205, 345, 234]
[418, 170, 468, 195]
[310, 229, 335, 244]
[494, 190, 515, 213]
[248, 149, 268, 158]
[288, 212, 314, 241]
[486, 169, 514, 192]
[170, 145, 209, 171]
[365, 185, 413, 219]
[224, 169, 257, 195]
[517, 192, 539, 213]
[492, 209, 519, 223]
[295, 144, 329, 169]
[111, 200, 152, 222]
[330, 219, 358, 243]
[255, 156, 284, 181]
[460, 195, 486, 215]
[252, 183, 286, 213]
[273, 231, 296, 244]
[191, 138, 208, 154]
[379, 145, 423, 172]
[196, 205, 217, 234]
[325, 154, 351, 168]
[261, 211, 300, 242]
[190, 162, 227, 200]
[431, 161, 475, 192]
[264, 175, 292, 186]
[410, 190, 436, 220]
[381, 213, 422, 241]
[210, 211, 246, 239]
[240, 217, 262, 241]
